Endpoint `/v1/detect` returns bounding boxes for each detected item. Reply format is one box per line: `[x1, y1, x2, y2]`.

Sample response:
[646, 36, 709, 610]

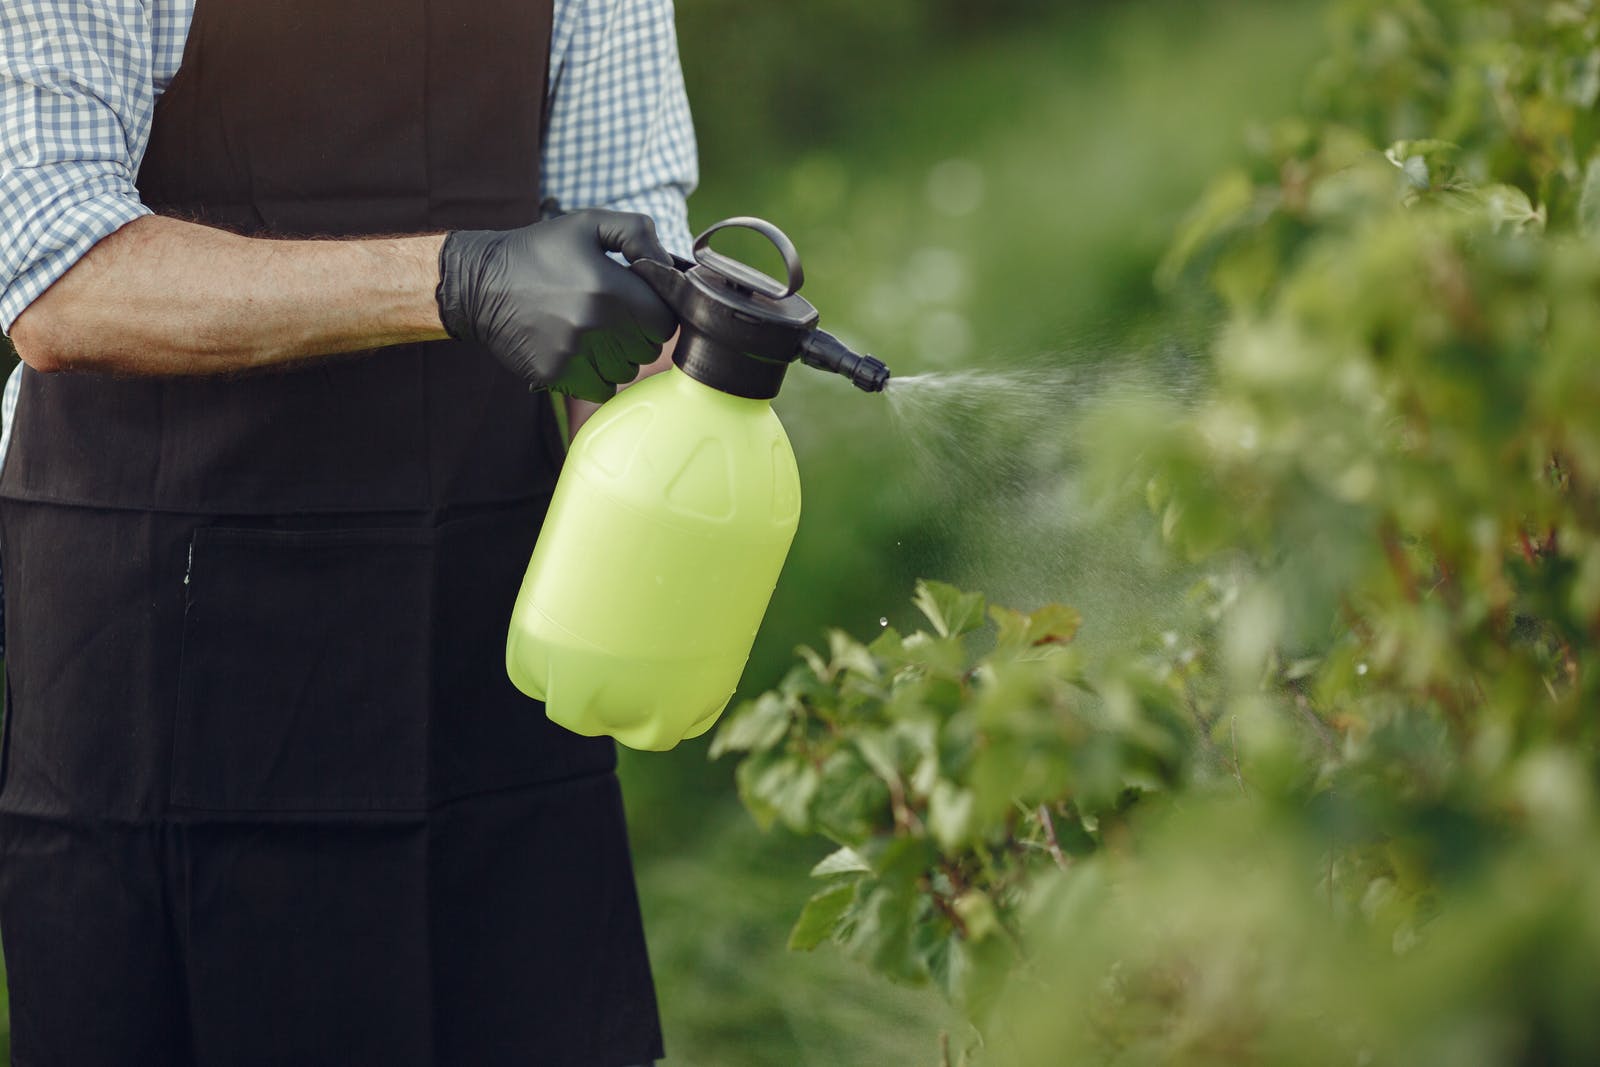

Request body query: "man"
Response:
[0, 0, 695, 1063]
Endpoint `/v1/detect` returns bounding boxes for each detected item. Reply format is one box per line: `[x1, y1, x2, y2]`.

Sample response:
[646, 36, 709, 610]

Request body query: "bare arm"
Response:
[7, 216, 448, 375]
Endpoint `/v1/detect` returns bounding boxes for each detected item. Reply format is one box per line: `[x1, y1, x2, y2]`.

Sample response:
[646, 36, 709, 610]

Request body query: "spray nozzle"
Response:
[630, 217, 892, 400]
[800, 330, 889, 393]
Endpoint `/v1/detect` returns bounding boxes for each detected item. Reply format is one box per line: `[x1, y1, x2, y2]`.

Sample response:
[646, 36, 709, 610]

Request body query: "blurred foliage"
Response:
[676, 0, 1080, 188]
[628, 2, 1330, 1061]
[629, 1, 1329, 1063]
[683, 0, 1325, 694]
[711, 0, 1600, 1063]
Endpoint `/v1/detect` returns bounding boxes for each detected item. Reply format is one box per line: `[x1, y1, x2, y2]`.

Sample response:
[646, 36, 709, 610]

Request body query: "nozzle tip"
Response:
[799, 330, 892, 393]
[854, 356, 890, 393]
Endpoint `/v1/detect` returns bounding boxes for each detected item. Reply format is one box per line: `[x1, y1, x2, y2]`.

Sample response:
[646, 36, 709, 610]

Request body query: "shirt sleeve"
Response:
[545, 0, 699, 260]
[0, 0, 158, 334]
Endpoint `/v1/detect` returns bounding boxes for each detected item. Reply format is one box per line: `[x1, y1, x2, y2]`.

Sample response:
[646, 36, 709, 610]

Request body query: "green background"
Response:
[629, 0, 1322, 1062]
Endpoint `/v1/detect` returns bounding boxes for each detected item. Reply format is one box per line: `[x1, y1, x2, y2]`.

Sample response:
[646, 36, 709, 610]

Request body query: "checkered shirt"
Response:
[0, 0, 699, 337]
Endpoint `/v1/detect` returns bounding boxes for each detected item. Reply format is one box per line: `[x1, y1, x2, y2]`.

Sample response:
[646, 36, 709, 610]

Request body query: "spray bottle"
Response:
[505, 217, 890, 751]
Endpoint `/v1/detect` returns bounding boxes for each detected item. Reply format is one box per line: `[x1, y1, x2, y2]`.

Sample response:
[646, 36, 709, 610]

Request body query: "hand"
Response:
[435, 210, 678, 402]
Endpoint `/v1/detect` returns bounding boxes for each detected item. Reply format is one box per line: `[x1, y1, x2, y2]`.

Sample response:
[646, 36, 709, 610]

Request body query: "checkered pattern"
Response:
[0, 0, 699, 334]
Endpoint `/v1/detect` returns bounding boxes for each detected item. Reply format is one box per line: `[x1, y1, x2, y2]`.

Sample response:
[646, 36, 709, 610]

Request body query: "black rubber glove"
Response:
[436, 210, 678, 402]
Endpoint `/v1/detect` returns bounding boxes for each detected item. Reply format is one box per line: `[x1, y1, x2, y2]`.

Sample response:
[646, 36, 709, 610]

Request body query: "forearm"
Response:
[8, 216, 447, 375]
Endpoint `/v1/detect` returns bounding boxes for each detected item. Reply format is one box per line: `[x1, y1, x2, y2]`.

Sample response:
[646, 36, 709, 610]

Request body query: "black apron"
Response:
[0, 2, 662, 1064]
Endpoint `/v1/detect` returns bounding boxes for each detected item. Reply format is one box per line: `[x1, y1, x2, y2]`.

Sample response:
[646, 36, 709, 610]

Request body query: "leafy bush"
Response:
[712, 580, 1193, 1029]
[713, 1, 1600, 1063]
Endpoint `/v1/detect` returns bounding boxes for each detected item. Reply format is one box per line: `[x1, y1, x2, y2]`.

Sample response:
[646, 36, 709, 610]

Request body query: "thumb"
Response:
[593, 211, 672, 267]
[613, 268, 678, 345]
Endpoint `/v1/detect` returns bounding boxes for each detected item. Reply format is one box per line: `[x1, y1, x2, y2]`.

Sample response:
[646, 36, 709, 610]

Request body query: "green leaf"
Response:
[863, 834, 940, 884]
[788, 882, 856, 951]
[1395, 153, 1431, 190]
[910, 751, 940, 799]
[1482, 184, 1542, 232]
[898, 631, 969, 677]
[855, 729, 902, 786]
[843, 883, 926, 984]
[918, 918, 968, 1000]
[1157, 168, 1256, 287]
[989, 606, 1030, 652]
[737, 753, 820, 832]
[1568, 48, 1600, 107]
[708, 691, 790, 758]
[1283, 656, 1321, 682]
[1578, 154, 1600, 239]
[930, 780, 976, 851]
[913, 579, 987, 639]
[814, 750, 892, 841]
[991, 602, 1083, 655]
[811, 846, 873, 878]
[1212, 235, 1282, 309]
[867, 625, 908, 662]
[1385, 139, 1459, 192]
[952, 890, 1001, 943]
[1053, 811, 1098, 857]
[827, 628, 881, 680]
[798, 643, 831, 683]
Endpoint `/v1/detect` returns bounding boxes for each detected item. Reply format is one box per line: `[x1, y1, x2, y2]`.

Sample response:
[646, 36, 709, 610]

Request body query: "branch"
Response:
[1290, 685, 1339, 755]
[1381, 521, 1420, 603]
[924, 879, 970, 940]
[1036, 804, 1070, 872]
[887, 775, 927, 837]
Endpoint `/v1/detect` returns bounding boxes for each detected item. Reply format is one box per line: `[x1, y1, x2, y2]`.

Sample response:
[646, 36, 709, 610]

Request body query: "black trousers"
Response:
[0, 500, 663, 1066]
[0, 774, 658, 1066]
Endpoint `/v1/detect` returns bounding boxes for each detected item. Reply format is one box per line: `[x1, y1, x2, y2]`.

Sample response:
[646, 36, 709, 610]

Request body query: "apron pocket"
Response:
[427, 498, 616, 799]
[170, 525, 434, 815]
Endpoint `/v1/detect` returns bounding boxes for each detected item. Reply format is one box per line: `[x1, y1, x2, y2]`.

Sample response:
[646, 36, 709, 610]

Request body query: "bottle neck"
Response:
[666, 362, 774, 411]
[672, 329, 791, 400]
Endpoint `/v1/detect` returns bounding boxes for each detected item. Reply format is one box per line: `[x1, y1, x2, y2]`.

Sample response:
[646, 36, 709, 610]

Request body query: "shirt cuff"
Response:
[1, 183, 152, 334]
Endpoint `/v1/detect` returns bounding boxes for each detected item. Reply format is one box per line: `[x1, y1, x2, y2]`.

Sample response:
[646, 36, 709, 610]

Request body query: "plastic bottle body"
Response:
[506, 367, 801, 750]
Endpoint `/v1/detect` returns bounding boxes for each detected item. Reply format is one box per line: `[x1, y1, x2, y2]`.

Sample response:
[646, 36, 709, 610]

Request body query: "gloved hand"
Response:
[436, 210, 678, 402]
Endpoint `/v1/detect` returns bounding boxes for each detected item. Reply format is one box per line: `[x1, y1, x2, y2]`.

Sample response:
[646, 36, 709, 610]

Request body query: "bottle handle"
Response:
[692, 217, 805, 300]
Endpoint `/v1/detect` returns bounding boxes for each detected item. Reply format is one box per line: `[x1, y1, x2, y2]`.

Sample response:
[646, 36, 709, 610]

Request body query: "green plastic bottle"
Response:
[505, 218, 890, 751]
[506, 367, 799, 750]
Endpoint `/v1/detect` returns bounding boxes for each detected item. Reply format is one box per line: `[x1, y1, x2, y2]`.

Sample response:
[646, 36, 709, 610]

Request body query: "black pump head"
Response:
[630, 217, 890, 400]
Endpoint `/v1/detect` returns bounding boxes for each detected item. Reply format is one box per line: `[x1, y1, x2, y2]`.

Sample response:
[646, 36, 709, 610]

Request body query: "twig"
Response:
[1517, 528, 1539, 566]
[887, 775, 926, 836]
[1181, 678, 1241, 782]
[1327, 835, 1335, 912]
[1427, 681, 1471, 740]
[1381, 521, 1420, 603]
[925, 880, 970, 940]
[1290, 686, 1339, 755]
[1230, 715, 1249, 798]
[1036, 804, 1070, 871]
